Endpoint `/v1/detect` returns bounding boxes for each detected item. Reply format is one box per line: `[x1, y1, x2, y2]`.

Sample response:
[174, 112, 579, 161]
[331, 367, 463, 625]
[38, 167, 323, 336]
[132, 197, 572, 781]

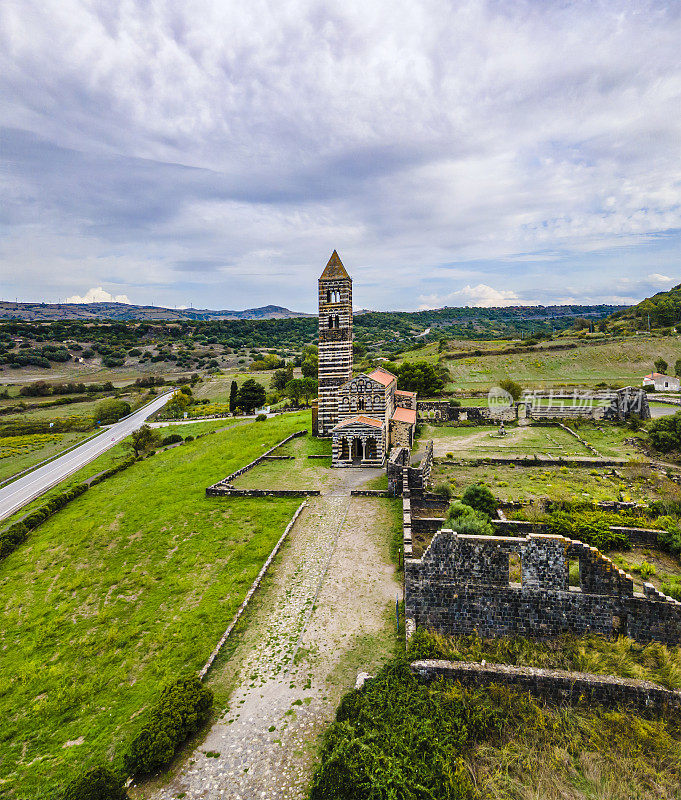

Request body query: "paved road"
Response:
[0, 391, 174, 522]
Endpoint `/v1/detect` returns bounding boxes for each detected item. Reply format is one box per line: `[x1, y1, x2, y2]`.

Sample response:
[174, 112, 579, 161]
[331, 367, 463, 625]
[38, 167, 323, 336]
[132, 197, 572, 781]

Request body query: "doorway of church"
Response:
[351, 437, 364, 462]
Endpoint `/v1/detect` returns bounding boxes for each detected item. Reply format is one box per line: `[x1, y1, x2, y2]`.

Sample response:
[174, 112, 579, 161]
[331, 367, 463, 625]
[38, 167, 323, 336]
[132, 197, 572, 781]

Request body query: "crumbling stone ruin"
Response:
[405, 530, 681, 646]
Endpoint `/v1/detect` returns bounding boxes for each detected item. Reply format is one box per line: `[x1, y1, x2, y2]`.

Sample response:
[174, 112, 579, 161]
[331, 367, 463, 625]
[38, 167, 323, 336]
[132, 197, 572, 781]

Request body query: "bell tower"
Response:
[316, 250, 353, 435]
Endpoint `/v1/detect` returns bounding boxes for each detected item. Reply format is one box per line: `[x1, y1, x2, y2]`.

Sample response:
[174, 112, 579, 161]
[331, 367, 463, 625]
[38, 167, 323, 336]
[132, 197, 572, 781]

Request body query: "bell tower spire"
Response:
[316, 251, 353, 436]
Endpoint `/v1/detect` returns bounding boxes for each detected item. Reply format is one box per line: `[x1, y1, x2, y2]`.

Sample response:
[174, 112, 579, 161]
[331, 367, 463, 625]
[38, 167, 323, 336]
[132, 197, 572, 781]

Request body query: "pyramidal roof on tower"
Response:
[319, 250, 350, 281]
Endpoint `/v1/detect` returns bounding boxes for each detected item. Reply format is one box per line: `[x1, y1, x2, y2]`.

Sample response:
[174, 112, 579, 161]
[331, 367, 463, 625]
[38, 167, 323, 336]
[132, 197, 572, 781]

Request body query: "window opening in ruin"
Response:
[509, 553, 522, 585]
[569, 559, 581, 587]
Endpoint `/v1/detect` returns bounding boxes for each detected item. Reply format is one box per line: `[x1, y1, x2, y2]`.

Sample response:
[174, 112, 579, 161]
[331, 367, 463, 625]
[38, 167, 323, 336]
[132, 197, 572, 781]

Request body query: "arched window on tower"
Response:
[328, 316, 333, 328]
[326, 289, 331, 303]
[335, 315, 339, 328]
[358, 396, 365, 411]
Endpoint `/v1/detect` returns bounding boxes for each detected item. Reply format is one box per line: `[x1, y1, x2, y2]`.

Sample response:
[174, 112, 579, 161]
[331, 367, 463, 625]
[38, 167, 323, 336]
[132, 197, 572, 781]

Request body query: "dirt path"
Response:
[138, 469, 399, 800]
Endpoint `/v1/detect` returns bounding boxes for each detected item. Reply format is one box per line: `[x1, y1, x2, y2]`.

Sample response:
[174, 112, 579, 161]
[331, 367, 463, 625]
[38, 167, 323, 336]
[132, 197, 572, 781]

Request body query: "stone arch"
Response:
[351, 437, 364, 461]
[366, 437, 377, 459]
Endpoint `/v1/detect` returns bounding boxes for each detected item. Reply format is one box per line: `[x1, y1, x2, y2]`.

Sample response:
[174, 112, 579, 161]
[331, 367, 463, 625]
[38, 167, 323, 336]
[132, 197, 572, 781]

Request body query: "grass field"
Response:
[232, 433, 332, 490]
[419, 423, 594, 459]
[438, 334, 681, 390]
[431, 460, 681, 505]
[0, 412, 310, 797]
[0, 430, 96, 482]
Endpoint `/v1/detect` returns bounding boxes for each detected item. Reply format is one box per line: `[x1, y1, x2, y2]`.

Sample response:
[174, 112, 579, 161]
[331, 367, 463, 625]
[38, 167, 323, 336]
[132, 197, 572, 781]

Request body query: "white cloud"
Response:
[1, 1, 680, 309]
[418, 284, 522, 309]
[66, 287, 131, 304]
[648, 273, 673, 284]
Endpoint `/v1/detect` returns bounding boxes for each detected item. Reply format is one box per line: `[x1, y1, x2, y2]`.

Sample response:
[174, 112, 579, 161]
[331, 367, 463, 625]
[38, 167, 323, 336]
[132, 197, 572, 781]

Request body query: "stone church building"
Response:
[313, 251, 417, 467]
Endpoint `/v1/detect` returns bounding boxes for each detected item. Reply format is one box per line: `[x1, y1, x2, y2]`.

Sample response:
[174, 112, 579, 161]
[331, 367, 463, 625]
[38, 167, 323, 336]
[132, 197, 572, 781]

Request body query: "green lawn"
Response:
[420, 423, 593, 459]
[233, 431, 332, 490]
[0, 412, 310, 797]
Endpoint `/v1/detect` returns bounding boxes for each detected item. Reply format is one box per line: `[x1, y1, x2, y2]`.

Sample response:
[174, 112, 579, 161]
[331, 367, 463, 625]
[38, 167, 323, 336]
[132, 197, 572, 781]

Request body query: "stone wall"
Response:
[410, 660, 681, 716]
[417, 402, 516, 424]
[405, 530, 681, 645]
[206, 429, 307, 492]
[492, 519, 663, 548]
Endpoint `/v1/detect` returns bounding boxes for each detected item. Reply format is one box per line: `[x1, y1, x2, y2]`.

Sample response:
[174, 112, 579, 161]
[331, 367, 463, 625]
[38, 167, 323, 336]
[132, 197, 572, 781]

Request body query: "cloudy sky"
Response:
[1, 0, 680, 312]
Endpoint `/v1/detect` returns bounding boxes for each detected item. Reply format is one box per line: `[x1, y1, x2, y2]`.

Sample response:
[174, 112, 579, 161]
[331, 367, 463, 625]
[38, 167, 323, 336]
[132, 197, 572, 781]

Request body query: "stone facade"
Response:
[314, 252, 416, 466]
[317, 251, 353, 436]
[405, 530, 681, 645]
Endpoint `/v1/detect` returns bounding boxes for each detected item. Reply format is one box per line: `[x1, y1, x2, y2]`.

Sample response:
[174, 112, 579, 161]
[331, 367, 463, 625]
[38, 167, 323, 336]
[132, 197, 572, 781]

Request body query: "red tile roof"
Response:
[644, 373, 675, 379]
[332, 415, 384, 430]
[368, 368, 396, 386]
[395, 389, 416, 397]
[391, 407, 416, 424]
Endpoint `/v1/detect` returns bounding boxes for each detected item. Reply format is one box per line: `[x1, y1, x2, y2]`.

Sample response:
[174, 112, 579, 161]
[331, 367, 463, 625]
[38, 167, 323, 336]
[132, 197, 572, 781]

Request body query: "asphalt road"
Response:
[0, 391, 174, 522]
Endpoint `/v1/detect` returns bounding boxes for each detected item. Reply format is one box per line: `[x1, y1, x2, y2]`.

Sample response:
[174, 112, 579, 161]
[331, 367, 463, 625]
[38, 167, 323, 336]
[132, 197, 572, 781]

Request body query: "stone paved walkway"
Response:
[137, 469, 397, 800]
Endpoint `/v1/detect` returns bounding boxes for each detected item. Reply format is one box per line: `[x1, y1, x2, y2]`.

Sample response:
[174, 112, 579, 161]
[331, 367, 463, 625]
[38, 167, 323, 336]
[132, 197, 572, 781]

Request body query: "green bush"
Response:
[546, 510, 630, 550]
[662, 580, 681, 601]
[255, 413, 267, 422]
[95, 399, 131, 424]
[123, 675, 213, 776]
[62, 765, 129, 800]
[446, 501, 494, 535]
[657, 517, 681, 556]
[432, 481, 453, 499]
[461, 483, 497, 516]
[161, 433, 184, 446]
[647, 411, 681, 453]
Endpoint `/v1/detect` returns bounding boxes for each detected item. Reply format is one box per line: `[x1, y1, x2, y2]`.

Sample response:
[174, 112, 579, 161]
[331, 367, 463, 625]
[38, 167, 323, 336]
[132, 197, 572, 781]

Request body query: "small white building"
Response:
[642, 372, 680, 391]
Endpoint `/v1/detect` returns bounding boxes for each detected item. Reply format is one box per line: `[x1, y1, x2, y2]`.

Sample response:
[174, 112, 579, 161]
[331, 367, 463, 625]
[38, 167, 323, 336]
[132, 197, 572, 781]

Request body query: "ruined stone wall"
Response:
[411, 660, 681, 716]
[405, 530, 681, 645]
[417, 402, 515, 424]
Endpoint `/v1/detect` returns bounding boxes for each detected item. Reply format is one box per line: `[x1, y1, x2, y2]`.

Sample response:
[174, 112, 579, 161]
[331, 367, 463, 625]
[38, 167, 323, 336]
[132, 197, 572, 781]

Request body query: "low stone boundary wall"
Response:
[307, 454, 332, 459]
[439, 455, 627, 467]
[491, 519, 662, 547]
[206, 487, 320, 497]
[410, 659, 681, 716]
[199, 501, 307, 679]
[557, 422, 601, 456]
[262, 455, 294, 460]
[350, 489, 391, 497]
[207, 429, 307, 491]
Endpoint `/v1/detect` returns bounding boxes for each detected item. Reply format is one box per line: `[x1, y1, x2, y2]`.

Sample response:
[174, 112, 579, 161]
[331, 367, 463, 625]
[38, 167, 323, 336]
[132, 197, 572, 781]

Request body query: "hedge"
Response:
[123, 675, 213, 776]
[62, 766, 129, 800]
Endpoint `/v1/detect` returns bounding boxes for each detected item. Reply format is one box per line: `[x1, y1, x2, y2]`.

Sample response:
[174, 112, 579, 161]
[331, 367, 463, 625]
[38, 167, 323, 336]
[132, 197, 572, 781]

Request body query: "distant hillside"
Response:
[609, 283, 681, 330]
[0, 301, 311, 322]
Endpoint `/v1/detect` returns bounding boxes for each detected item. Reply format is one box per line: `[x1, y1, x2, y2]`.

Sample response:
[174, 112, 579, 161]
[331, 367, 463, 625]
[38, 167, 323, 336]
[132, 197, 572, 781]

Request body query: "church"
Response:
[312, 251, 417, 467]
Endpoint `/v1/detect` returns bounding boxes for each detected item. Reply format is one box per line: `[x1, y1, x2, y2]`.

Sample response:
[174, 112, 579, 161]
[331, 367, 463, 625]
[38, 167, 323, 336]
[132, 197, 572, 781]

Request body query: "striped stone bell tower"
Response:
[316, 250, 353, 436]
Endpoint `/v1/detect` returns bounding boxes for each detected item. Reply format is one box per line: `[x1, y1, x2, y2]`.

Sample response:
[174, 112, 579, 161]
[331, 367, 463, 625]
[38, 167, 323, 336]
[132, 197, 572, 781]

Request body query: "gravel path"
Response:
[139, 468, 397, 800]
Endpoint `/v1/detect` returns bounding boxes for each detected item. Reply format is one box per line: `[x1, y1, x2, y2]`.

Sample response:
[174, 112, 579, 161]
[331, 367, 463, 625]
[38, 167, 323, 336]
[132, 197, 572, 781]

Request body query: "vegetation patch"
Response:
[310, 632, 681, 800]
[0, 412, 308, 797]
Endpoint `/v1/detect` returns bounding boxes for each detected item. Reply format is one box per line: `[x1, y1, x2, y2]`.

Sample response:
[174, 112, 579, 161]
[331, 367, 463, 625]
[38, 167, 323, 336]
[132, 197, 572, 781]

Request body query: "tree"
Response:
[655, 357, 669, 374]
[95, 399, 131, 424]
[129, 424, 161, 457]
[285, 378, 304, 406]
[301, 353, 318, 378]
[499, 378, 522, 401]
[229, 380, 238, 412]
[674, 358, 681, 377]
[166, 390, 191, 416]
[272, 365, 294, 391]
[648, 412, 681, 453]
[300, 377, 317, 405]
[461, 484, 498, 517]
[237, 379, 266, 413]
[392, 361, 448, 396]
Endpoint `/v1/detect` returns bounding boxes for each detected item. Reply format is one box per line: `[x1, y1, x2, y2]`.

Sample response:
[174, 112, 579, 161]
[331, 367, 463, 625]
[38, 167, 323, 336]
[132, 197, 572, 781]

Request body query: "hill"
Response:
[0, 301, 311, 322]
[609, 283, 681, 330]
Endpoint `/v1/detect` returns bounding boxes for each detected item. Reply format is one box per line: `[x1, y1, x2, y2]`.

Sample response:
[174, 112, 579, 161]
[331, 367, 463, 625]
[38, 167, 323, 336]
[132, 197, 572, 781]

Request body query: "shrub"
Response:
[95, 399, 131, 424]
[184, 435, 194, 442]
[432, 481, 453, 499]
[662, 580, 681, 601]
[161, 433, 183, 446]
[635, 560, 656, 579]
[657, 517, 681, 556]
[546, 510, 630, 550]
[461, 483, 497, 516]
[62, 765, 129, 800]
[124, 675, 212, 776]
[446, 501, 494, 535]
[255, 413, 267, 422]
